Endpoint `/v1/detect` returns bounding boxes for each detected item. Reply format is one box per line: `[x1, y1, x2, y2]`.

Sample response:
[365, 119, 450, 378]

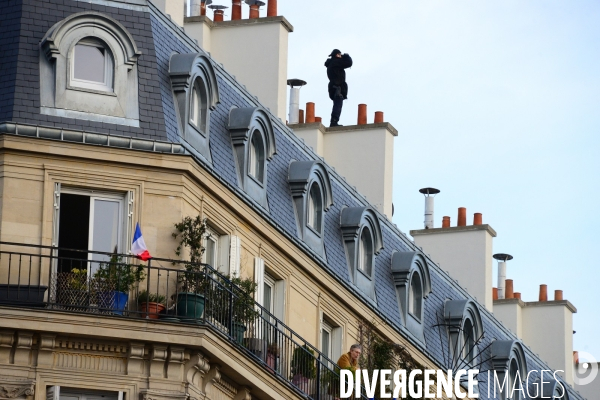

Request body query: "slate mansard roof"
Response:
[0, 1, 585, 399]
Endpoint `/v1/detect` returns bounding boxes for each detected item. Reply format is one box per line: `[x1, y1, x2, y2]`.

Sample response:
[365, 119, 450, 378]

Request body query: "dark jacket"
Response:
[325, 53, 353, 100]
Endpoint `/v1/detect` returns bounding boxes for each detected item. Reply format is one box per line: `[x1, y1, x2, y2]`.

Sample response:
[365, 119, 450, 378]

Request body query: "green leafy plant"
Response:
[229, 275, 260, 324]
[67, 268, 88, 290]
[173, 215, 209, 264]
[94, 248, 146, 293]
[137, 290, 166, 305]
[291, 345, 317, 379]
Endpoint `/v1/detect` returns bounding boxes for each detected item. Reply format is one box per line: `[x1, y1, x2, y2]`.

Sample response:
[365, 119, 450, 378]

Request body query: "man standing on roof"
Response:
[325, 49, 353, 127]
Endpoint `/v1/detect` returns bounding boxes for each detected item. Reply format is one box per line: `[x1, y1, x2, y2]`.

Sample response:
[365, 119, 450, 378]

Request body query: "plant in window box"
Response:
[57, 268, 90, 309]
[94, 248, 146, 315]
[137, 290, 166, 319]
[173, 216, 211, 321]
[291, 345, 317, 393]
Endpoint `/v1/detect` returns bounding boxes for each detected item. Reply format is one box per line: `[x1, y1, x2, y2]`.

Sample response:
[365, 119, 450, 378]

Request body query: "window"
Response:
[47, 387, 123, 400]
[357, 228, 373, 276]
[228, 107, 276, 209]
[56, 189, 130, 276]
[444, 300, 483, 369]
[319, 312, 343, 370]
[340, 206, 383, 300]
[71, 40, 114, 92]
[202, 226, 232, 274]
[321, 319, 333, 361]
[288, 161, 333, 257]
[391, 251, 431, 341]
[462, 318, 475, 364]
[41, 13, 141, 126]
[263, 273, 275, 320]
[508, 358, 520, 400]
[490, 340, 528, 400]
[170, 53, 220, 162]
[248, 131, 265, 183]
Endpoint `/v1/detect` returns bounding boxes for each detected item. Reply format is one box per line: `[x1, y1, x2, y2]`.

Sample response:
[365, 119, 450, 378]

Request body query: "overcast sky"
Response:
[245, 1, 600, 363]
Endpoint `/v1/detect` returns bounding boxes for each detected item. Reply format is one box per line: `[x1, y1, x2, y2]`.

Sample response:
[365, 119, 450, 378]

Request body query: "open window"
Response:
[288, 161, 333, 258]
[490, 340, 528, 400]
[170, 53, 220, 162]
[340, 206, 383, 300]
[40, 12, 141, 126]
[390, 251, 432, 341]
[228, 107, 276, 209]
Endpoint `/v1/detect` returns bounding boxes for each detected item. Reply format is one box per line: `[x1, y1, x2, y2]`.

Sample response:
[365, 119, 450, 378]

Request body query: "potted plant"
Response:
[229, 275, 260, 345]
[137, 290, 166, 319]
[94, 248, 146, 315]
[173, 216, 210, 321]
[57, 268, 90, 309]
[291, 345, 317, 393]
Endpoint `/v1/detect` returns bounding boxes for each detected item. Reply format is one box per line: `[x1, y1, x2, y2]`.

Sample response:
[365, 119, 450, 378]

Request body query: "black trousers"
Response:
[331, 97, 344, 123]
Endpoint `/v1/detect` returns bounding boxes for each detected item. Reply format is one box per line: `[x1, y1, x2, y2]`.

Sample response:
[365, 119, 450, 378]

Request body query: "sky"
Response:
[258, 1, 600, 364]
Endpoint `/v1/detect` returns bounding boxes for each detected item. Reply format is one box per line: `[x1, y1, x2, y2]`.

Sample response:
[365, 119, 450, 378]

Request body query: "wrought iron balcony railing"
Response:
[0, 241, 366, 400]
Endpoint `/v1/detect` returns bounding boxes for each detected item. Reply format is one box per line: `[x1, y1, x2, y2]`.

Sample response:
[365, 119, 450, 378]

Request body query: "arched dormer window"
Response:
[288, 161, 333, 258]
[170, 53, 220, 162]
[228, 106, 276, 209]
[490, 340, 528, 400]
[444, 299, 484, 369]
[533, 375, 568, 400]
[40, 12, 141, 126]
[391, 251, 432, 341]
[340, 206, 383, 299]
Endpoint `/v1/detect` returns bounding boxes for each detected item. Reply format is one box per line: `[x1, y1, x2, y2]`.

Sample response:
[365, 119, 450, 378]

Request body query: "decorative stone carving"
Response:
[13, 332, 33, 365]
[201, 364, 221, 395]
[37, 334, 56, 367]
[0, 331, 15, 364]
[0, 378, 35, 400]
[127, 342, 146, 377]
[233, 387, 251, 400]
[150, 345, 168, 378]
[185, 353, 211, 388]
[166, 346, 186, 381]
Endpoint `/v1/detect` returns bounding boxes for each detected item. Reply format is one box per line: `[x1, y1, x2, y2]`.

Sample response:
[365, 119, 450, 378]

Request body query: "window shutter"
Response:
[47, 386, 60, 400]
[254, 257, 265, 304]
[126, 191, 134, 251]
[117, 392, 124, 400]
[229, 236, 241, 277]
[52, 183, 61, 247]
[319, 310, 324, 338]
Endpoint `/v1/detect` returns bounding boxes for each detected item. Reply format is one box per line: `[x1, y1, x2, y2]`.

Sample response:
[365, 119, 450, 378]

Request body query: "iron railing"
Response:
[0, 242, 365, 400]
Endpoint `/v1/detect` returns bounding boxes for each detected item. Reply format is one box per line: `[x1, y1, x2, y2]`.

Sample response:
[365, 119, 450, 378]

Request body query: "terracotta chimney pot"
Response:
[539, 284, 548, 302]
[358, 104, 367, 125]
[457, 207, 467, 227]
[473, 213, 482, 225]
[232, 0, 242, 20]
[574, 351, 579, 364]
[505, 279, 514, 299]
[305, 103, 315, 123]
[442, 216, 450, 228]
[514, 292, 521, 300]
[201, 2, 207, 15]
[492, 287, 498, 300]
[298, 109, 305, 124]
[267, 0, 277, 16]
[374, 111, 384, 124]
[555, 290, 563, 301]
[249, 4, 260, 19]
[315, 117, 322, 123]
[214, 9, 224, 21]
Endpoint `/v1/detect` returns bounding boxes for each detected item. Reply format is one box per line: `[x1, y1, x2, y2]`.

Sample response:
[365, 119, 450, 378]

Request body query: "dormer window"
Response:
[444, 299, 484, 369]
[340, 206, 383, 299]
[249, 130, 265, 183]
[391, 251, 432, 341]
[170, 53, 220, 162]
[228, 107, 276, 209]
[72, 40, 114, 92]
[307, 183, 322, 232]
[491, 340, 528, 400]
[288, 161, 333, 258]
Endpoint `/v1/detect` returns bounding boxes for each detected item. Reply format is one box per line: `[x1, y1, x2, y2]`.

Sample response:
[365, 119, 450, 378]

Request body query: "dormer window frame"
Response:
[443, 299, 484, 370]
[248, 130, 266, 185]
[491, 340, 528, 400]
[228, 106, 276, 209]
[340, 206, 383, 299]
[391, 250, 432, 341]
[288, 161, 333, 258]
[70, 39, 115, 93]
[169, 53, 220, 163]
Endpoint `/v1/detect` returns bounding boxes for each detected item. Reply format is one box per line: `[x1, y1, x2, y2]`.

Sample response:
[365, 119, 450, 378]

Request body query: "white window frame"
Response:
[248, 131, 265, 184]
[47, 386, 123, 400]
[306, 183, 323, 234]
[357, 228, 373, 276]
[70, 40, 114, 93]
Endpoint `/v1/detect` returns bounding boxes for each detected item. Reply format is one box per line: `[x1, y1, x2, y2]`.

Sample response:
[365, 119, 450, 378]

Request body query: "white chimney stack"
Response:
[287, 79, 306, 125]
[493, 253, 513, 300]
[419, 188, 440, 229]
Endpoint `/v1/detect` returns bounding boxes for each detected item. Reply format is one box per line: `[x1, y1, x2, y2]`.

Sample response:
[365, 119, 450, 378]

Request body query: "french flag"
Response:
[131, 223, 151, 261]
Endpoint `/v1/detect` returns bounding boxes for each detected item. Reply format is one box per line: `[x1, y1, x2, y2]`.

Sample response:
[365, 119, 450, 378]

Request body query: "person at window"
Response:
[337, 343, 361, 372]
[325, 49, 353, 127]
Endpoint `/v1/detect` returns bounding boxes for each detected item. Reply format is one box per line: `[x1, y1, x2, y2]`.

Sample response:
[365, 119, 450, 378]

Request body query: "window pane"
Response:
[74, 44, 106, 83]
[308, 184, 322, 231]
[205, 238, 216, 267]
[409, 273, 422, 318]
[249, 132, 264, 182]
[90, 199, 120, 273]
[359, 229, 372, 275]
[263, 282, 272, 314]
[321, 329, 330, 359]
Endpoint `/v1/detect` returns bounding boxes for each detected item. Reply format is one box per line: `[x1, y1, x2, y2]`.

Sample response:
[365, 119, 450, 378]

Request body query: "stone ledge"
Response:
[411, 224, 497, 237]
[184, 16, 294, 32]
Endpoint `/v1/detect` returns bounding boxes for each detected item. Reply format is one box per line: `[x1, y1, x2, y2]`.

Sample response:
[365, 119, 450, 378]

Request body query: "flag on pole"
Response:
[131, 223, 151, 261]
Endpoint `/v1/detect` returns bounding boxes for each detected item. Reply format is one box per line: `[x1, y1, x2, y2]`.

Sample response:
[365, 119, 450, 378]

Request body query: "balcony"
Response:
[0, 242, 365, 400]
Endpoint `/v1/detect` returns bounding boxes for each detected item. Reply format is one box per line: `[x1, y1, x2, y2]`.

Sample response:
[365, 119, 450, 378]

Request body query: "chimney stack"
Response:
[442, 216, 450, 228]
[232, 0, 242, 19]
[305, 102, 315, 123]
[457, 207, 467, 226]
[358, 104, 367, 125]
[493, 253, 513, 300]
[419, 188, 440, 229]
[539, 284, 548, 301]
[287, 79, 306, 125]
[267, 0, 277, 16]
